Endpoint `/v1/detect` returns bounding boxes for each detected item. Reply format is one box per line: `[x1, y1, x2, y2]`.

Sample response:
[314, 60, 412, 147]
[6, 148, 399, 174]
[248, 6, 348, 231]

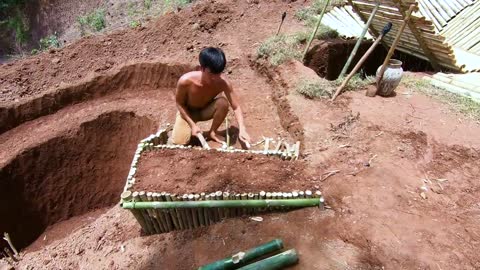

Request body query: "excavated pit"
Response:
[305, 39, 434, 80]
[0, 111, 157, 251]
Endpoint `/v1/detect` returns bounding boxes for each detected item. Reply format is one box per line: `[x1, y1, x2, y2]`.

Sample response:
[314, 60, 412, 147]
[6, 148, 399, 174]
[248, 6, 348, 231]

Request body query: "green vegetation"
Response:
[402, 75, 480, 121]
[292, 26, 338, 43]
[39, 33, 60, 50]
[296, 79, 335, 99]
[129, 20, 141, 28]
[257, 35, 302, 66]
[0, 0, 29, 50]
[144, 0, 152, 10]
[78, 9, 106, 35]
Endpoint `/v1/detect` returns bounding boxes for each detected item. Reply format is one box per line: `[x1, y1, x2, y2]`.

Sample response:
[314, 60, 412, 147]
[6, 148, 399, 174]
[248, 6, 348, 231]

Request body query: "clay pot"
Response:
[376, 59, 403, 97]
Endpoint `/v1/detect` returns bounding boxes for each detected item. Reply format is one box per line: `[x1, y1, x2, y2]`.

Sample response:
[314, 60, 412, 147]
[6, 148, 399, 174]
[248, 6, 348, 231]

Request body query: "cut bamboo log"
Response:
[172, 194, 186, 230]
[198, 239, 284, 270]
[236, 249, 299, 270]
[189, 194, 200, 228]
[2, 233, 18, 257]
[142, 192, 162, 233]
[216, 191, 225, 220]
[132, 191, 154, 234]
[122, 198, 322, 209]
[223, 192, 231, 218]
[166, 193, 181, 230]
[149, 192, 166, 233]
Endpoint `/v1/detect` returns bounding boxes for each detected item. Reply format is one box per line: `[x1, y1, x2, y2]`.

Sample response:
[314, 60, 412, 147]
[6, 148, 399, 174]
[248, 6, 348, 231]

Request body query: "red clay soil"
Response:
[134, 149, 311, 194]
[1, 0, 480, 269]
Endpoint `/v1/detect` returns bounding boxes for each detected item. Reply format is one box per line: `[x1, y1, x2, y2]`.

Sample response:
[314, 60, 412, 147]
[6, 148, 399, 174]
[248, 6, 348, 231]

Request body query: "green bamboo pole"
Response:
[339, 0, 380, 78]
[122, 198, 321, 209]
[237, 249, 299, 270]
[302, 0, 331, 61]
[198, 239, 284, 270]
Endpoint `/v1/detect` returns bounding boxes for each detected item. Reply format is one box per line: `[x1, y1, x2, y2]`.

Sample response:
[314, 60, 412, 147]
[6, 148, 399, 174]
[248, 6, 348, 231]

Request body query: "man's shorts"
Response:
[171, 97, 225, 145]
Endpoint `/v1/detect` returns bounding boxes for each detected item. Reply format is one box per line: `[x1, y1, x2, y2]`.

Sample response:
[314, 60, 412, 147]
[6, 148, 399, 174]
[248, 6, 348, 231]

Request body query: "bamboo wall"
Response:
[121, 128, 325, 234]
[418, 0, 476, 32]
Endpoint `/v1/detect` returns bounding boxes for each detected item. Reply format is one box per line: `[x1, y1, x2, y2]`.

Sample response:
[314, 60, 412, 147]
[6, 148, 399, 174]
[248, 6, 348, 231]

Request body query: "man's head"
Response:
[199, 47, 226, 74]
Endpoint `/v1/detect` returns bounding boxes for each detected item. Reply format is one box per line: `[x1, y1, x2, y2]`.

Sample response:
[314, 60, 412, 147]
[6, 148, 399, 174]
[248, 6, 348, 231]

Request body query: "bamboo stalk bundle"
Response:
[121, 191, 150, 233]
[142, 191, 162, 233]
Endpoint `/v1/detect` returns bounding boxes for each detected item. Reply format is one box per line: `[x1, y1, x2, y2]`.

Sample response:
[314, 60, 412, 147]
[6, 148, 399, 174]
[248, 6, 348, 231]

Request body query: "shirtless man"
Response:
[171, 47, 251, 146]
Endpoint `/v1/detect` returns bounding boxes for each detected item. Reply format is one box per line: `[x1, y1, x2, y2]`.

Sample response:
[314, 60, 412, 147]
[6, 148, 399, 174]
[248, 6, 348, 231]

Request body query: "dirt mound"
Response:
[0, 62, 190, 134]
[134, 149, 311, 194]
[0, 111, 156, 251]
[0, 1, 232, 103]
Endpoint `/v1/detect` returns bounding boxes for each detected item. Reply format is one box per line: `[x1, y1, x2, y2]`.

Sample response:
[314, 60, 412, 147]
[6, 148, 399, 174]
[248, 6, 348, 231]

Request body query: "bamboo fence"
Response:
[121, 127, 325, 234]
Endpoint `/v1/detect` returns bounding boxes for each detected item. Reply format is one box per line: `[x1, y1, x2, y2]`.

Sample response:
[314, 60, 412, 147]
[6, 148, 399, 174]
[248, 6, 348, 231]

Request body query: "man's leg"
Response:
[171, 112, 192, 145]
[199, 97, 229, 143]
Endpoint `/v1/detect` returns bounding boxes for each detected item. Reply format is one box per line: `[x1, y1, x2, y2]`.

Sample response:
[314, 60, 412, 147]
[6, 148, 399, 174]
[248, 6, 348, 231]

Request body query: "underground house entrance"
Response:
[304, 39, 435, 81]
[0, 111, 157, 253]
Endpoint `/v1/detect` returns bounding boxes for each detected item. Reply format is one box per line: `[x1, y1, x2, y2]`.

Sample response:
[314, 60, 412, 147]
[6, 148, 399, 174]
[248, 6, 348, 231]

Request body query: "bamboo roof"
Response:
[323, 0, 480, 72]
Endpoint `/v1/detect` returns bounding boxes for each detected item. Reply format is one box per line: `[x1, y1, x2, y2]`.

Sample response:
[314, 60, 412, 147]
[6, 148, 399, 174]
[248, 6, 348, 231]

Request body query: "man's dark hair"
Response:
[199, 47, 226, 74]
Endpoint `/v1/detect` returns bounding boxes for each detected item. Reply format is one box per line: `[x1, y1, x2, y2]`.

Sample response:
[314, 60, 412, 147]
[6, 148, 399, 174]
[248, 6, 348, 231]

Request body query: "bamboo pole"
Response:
[132, 191, 154, 234]
[198, 239, 284, 270]
[367, 4, 415, 97]
[150, 192, 167, 232]
[236, 249, 299, 270]
[189, 194, 200, 228]
[172, 194, 186, 230]
[122, 198, 322, 209]
[394, 0, 441, 71]
[141, 192, 162, 233]
[302, 0, 331, 61]
[339, 0, 381, 78]
[331, 22, 393, 101]
[206, 194, 216, 225]
[225, 116, 230, 148]
[2, 233, 18, 257]
[121, 191, 150, 233]
[183, 194, 194, 229]
[166, 193, 181, 230]
[223, 192, 231, 218]
[162, 192, 175, 231]
[200, 193, 208, 226]
[216, 191, 225, 220]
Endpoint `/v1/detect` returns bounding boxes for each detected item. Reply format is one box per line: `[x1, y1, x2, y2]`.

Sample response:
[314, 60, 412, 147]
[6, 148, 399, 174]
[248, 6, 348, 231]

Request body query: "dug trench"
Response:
[0, 61, 192, 254]
[0, 111, 157, 251]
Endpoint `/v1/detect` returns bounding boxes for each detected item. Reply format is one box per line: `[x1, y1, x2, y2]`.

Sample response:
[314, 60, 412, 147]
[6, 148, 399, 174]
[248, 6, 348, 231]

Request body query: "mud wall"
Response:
[0, 111, 156, 250]
[0, 62, 192, 134]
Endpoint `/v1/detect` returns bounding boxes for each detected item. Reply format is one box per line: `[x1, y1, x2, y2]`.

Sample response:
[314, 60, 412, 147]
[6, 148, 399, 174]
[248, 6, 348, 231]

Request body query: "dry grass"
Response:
[402, 74, 480, 122]
[296, 79, 335, 99]
[257, 34, 303, 66]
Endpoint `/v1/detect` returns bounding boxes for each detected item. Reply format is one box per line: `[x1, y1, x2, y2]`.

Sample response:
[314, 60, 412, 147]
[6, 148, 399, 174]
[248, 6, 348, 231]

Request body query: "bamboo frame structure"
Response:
[120, 126, 325, 235]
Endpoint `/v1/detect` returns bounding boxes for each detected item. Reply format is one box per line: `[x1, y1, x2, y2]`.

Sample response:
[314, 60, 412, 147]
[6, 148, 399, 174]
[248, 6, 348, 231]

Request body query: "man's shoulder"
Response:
[178, 71, 201, 85]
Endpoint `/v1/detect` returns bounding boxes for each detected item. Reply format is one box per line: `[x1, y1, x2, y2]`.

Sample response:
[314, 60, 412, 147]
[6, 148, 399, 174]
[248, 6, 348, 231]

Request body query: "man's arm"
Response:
[176, 77, 201, 136]
[224, 81, 251, 144]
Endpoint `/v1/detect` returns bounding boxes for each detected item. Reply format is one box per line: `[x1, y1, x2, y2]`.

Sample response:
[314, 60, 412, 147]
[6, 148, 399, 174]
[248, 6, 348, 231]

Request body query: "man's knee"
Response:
[215, 97, 229, 111]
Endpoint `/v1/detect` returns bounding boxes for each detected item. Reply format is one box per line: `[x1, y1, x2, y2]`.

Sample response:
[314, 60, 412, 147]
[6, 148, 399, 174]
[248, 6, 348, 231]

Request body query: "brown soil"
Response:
[0, 0, 479, 269]
[134, 149, 310, 194]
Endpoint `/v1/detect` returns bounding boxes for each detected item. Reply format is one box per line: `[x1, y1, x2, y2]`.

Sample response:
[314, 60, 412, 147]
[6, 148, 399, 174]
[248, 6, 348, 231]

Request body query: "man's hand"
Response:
[239, 128, 251, 145]
[191, 124, 202, 137]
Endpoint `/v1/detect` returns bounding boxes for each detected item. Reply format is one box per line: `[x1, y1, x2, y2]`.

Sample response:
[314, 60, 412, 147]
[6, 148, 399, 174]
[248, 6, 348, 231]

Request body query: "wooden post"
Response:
[367, 4, 416, 97]
[339, 0, 380, 78]
[347, 0, 387, 49]
[393, 0, 441, 71]
[302, 0, 331, 61]
[331, 22, 392, 101]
